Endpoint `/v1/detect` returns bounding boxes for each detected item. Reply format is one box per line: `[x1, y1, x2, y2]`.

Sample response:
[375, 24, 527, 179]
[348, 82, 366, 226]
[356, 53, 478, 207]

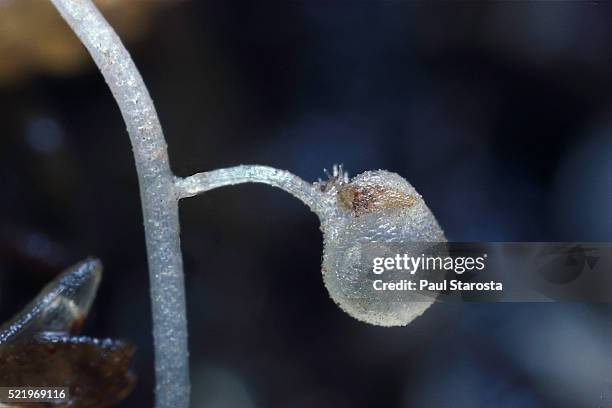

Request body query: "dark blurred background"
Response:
[2, 1, 612, 407]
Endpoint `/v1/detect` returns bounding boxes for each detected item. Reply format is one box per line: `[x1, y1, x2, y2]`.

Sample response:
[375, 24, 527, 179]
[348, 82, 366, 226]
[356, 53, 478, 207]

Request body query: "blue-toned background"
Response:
[1, 2, 612, 407]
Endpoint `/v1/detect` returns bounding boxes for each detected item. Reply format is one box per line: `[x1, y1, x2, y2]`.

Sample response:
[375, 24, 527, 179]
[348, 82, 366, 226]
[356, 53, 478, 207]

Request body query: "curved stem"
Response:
[176, 165, 327, 216]
[48, 1, 189, 407]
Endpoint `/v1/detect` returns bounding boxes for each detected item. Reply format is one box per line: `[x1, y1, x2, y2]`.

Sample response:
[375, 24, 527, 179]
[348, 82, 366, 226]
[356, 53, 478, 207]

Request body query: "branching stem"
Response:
[47, 2, 336, 408]
[48, 1, 189, 407]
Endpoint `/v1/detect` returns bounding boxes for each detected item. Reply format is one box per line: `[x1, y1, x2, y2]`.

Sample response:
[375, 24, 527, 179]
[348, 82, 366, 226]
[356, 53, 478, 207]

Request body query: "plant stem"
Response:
[48, 1, 189, 407]
[175, 165, 328, 215]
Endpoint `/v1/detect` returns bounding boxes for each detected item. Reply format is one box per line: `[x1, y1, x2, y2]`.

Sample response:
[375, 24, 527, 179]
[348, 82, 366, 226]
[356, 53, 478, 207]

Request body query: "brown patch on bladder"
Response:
[337, 185, 417, 216]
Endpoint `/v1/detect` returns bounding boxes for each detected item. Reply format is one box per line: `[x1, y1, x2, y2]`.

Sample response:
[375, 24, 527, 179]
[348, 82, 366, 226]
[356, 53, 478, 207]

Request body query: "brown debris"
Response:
[0, 338, 136, 407]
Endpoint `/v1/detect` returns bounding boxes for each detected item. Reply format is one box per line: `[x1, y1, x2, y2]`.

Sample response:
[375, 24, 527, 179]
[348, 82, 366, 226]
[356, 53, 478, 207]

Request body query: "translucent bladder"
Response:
[178, 165, 446, 326]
